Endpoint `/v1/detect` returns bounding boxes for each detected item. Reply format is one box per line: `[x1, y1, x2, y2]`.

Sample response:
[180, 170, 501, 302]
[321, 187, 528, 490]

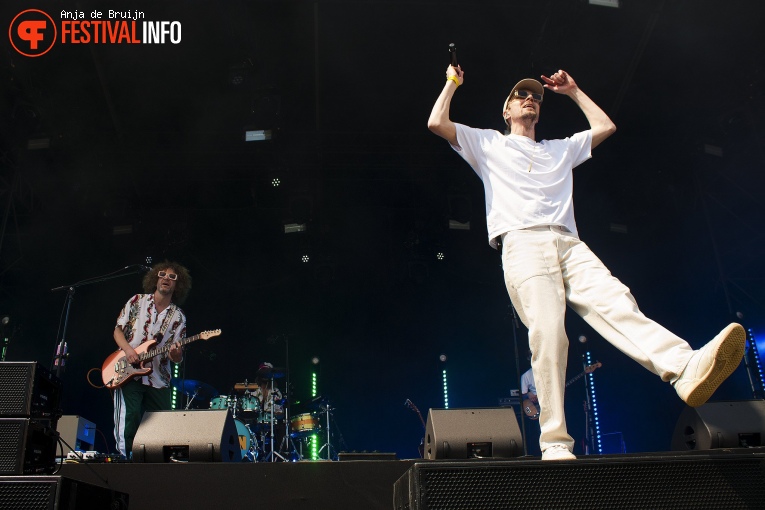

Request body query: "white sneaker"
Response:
[541, 444, 576, 461]
[673, 323, 746, 407]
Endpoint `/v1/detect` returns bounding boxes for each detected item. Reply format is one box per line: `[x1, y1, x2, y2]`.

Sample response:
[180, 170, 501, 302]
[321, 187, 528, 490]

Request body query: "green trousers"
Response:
[114, 379, 171, 457]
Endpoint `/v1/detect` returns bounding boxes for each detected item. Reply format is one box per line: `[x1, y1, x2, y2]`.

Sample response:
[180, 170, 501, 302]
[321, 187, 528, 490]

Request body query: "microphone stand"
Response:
[50, 265, 149, 380]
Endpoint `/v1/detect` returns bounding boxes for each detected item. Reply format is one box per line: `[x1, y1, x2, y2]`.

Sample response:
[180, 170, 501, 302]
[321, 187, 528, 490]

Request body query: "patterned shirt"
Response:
[250, 384, 284, 415]
[115, 293, 186, 388]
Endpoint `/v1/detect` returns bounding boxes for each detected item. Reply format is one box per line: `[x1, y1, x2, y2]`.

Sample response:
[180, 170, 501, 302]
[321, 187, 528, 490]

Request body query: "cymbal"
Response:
[234, 382, 260, 391]
[257, 366, 286, 378]
[309, 395, 330, 410]
[170, 378, 219, 399]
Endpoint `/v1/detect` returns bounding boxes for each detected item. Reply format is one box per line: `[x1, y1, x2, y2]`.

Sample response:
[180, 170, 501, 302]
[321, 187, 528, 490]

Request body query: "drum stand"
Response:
[277, 406, 301, 461]
[263, 377, 287, 462]
[183, 387, 202, 410]
[317, 403, 336, 461]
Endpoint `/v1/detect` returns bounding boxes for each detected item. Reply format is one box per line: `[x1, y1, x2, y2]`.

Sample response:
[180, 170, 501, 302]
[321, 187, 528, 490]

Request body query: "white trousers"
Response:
[501, 226, 694, 451]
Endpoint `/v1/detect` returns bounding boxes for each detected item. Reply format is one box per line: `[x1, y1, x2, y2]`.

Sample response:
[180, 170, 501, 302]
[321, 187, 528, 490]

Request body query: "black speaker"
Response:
[131, 409, 240, 462]
[672, 400, 765, 451]
[393, 452, 765, 510]
[0, 476, 129, 510]
[0, 362, 62, 419]
[424, 408, 522, 459]
[0, 419, 58, 475]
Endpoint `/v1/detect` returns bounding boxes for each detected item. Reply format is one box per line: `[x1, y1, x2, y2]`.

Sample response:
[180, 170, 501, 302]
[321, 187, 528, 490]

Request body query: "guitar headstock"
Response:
[584, 361, 602, 373]
[200, 329, 222, 340]
[404, 399, 420, 413]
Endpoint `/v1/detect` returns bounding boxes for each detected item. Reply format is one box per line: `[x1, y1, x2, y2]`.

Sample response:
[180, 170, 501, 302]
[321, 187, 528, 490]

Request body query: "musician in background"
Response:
[251, 362, 284, 419]
[521, 369, 537, 408]
[111, 261, 191, 458]
[520, 357, 542, 456]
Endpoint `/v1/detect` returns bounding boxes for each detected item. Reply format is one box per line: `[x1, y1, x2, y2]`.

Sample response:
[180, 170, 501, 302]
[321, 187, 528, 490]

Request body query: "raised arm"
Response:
[427, 65, 463, 145]
[541, 70, 616, 149]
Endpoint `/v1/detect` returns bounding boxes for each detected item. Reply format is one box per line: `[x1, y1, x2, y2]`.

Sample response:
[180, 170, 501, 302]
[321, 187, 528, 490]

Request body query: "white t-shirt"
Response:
[521, 367, 536, 396]
[452, 124, 593, 248]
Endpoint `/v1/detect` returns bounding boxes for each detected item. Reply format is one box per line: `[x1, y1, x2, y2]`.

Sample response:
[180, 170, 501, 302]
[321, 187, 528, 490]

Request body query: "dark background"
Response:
[2, 0, 764, 460]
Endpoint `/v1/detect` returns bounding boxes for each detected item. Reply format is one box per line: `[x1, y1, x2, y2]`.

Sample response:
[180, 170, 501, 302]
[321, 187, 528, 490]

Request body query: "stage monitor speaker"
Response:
[0, 418, 58, 475]
[132, 409, 240, 463]
[424, 407, 522, 460]
[0, 361, 62, 419]
[671, 400, 765, 451]
[0, 476, 129, 510]
[57, 415, 96, 453]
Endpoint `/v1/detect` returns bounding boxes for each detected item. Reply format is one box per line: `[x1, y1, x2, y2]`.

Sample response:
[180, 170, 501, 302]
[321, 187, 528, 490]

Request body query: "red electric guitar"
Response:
[101, 329, 220, 389]
[522, 362, 602, 420]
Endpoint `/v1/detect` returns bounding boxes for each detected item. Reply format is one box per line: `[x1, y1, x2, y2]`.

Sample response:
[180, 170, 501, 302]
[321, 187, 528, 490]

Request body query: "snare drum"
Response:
[290, 412, 320, 438]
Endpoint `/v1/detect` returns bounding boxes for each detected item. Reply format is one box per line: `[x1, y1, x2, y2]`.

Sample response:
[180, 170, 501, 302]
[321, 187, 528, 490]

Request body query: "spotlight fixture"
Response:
[271, 178, 281, 187]
[436, 252, 445, 260]
[284, 223, 307, 234]
[112, 225, 133, 235]
[26, 137, 50, 150]
[448, 220, 470, 230]
[301, 254, 310, 263]
[704, 144, 723, 157]
[245, 129, 272, 142]
[609, 223, 628, 234]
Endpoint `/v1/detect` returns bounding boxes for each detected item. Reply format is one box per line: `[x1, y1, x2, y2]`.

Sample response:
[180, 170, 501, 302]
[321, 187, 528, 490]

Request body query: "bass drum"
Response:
[234, 419, 256, 461]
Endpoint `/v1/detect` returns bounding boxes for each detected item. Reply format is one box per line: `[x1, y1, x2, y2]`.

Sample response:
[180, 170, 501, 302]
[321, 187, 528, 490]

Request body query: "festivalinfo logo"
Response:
[9, 8, 182, 57]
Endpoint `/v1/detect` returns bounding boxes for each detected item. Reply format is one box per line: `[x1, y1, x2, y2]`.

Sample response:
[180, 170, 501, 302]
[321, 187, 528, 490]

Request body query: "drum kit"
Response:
[171, 367, 329, 462]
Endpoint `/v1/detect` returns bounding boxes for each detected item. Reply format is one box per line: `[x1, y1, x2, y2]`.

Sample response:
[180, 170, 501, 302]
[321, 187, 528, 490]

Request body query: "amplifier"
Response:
[0, 476, 129, 510]
[57, 415, 96, 453]
[0, 362, 63, 419]
[0, 418, 58, 475]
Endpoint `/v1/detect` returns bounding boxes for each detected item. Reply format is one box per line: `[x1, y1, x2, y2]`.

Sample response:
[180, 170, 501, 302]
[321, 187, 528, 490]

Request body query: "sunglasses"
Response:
[511, 90, 543, 103]
[157, 271, 178, 281]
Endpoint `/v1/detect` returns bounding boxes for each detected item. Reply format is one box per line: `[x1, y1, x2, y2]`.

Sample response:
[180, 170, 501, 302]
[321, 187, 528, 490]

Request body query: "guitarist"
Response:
[520, 364, 542, 456]
[112, 261, 191, 459]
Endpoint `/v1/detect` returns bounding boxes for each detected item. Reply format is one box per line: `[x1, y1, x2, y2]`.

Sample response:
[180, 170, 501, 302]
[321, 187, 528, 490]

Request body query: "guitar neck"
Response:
[137, 333, 200, 361]
[565, 364, 600, 387]
[565, 371, 586, 387]
[406, 399, 427, 430]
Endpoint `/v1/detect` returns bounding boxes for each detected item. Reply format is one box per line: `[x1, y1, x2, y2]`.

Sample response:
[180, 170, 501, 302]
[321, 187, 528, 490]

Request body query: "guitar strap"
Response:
[156, 303, 178, 345]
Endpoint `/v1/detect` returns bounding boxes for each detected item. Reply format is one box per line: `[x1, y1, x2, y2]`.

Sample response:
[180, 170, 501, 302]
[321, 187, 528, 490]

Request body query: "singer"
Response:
[111, 260, 191, 458]
[427, 65, 745, 460]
